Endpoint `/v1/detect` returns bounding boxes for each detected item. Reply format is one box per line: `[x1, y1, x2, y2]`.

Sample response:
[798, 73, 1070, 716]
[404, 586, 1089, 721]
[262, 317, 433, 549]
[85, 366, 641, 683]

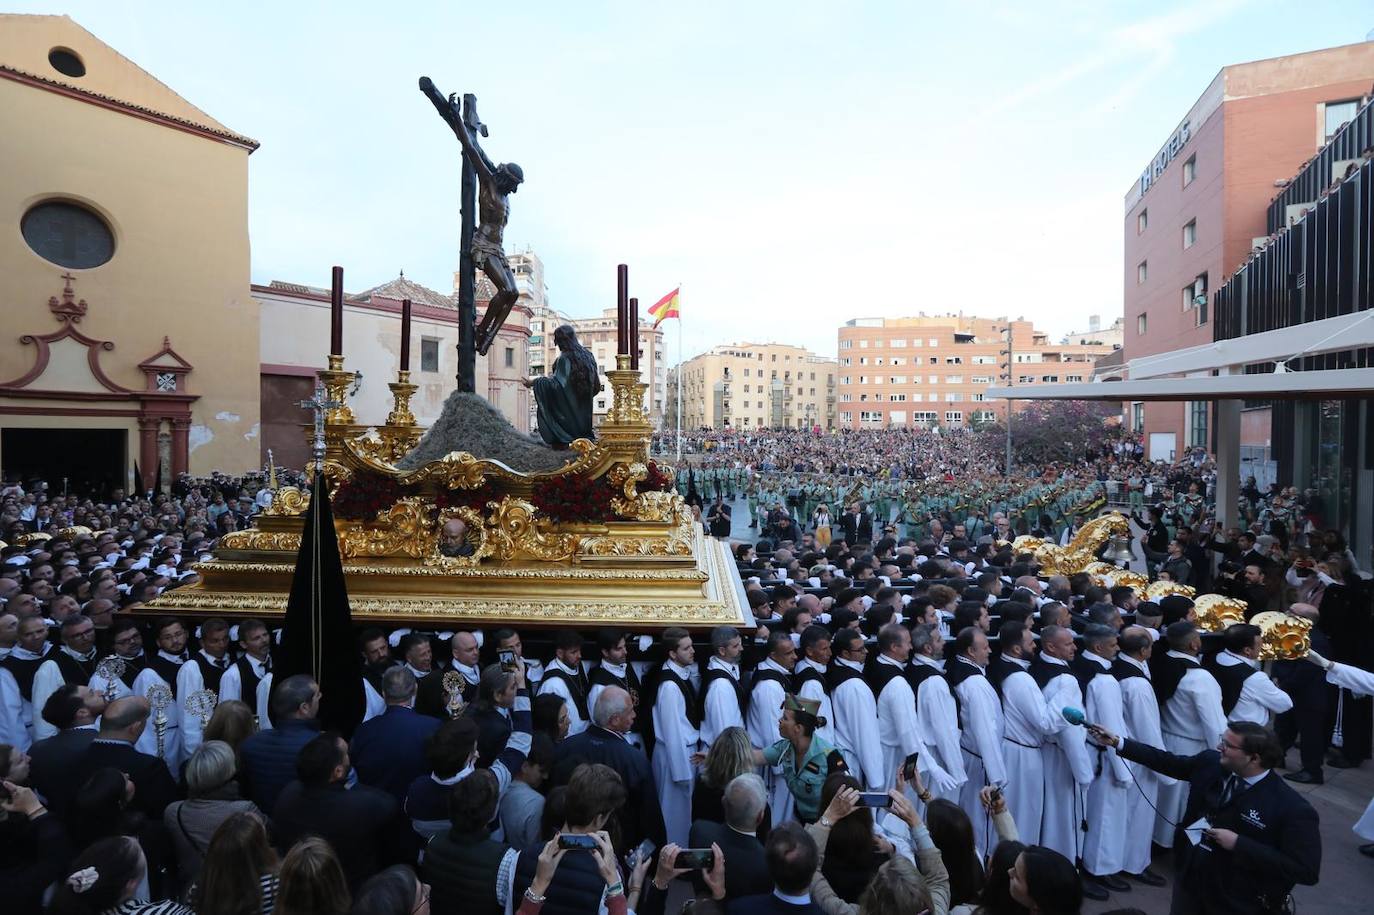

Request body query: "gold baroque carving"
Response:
[485, 497, 581, 562]
[219, 530, 302, 552]
[581, 535, 693, 557]
[337, 498, 432, 559]
[264, 487, 309, 517]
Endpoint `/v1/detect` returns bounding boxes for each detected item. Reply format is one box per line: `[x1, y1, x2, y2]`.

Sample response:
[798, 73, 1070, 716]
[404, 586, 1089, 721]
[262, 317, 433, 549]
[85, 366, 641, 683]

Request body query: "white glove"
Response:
[1305, 649, 1331, 670]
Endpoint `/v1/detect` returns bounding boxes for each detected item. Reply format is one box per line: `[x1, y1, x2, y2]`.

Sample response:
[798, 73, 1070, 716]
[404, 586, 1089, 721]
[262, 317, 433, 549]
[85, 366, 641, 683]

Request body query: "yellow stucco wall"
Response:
[0, 23, 259, 476]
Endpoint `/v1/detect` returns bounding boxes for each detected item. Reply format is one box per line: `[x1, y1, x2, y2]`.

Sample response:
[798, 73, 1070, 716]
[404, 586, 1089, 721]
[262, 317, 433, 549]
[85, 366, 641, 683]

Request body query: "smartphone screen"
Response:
[901, 751, 920, 783]
[858, 792, 892, 808]
[557, 834, 598, 850]
[674, 848, 715, 870]
[498, 649, 518, 672]
[627, 838, 655, 867]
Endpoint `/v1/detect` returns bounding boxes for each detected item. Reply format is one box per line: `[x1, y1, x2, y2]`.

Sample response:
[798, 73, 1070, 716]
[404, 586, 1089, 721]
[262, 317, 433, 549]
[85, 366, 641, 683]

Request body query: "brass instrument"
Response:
[1010, 513, 1130, 576]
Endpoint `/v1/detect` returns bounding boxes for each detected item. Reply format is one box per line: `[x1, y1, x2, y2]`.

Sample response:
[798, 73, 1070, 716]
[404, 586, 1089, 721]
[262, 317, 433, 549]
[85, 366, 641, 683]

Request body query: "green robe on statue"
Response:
[533, 352, 595, 447]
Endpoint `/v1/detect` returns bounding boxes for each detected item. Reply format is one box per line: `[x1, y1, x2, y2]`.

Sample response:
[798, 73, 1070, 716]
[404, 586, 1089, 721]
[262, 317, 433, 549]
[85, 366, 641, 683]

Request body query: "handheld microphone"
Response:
[1061, 706, 1099, 730]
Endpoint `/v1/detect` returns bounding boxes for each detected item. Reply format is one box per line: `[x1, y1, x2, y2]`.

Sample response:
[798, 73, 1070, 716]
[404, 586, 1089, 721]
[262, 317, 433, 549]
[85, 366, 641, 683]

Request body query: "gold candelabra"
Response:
[318, 353, 357, 426]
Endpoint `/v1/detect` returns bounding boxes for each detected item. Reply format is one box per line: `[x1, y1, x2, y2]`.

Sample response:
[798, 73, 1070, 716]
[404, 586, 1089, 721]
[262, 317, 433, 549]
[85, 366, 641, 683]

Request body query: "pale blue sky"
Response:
[14, 1, 1374, 361]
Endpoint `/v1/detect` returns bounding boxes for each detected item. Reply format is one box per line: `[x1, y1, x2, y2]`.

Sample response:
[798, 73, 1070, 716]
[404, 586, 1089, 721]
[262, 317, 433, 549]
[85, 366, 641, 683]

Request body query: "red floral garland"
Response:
[331, 474, 405, 522]
[530, 473, 617, 523]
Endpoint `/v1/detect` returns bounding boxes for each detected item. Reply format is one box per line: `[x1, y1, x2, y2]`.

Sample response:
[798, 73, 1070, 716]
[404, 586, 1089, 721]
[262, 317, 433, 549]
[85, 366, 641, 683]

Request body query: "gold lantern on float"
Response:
[1251, 611, 1312, 661]
[14, 531, 51, 547]
[1193, 594, 1248, 632]
[53, 525, 94, 541]
[1112, 569, 1149, 592]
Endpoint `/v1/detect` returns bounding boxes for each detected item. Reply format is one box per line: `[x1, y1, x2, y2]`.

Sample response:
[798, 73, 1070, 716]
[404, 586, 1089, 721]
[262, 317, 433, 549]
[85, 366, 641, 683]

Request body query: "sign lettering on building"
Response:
[1139, 120, 1191, 195]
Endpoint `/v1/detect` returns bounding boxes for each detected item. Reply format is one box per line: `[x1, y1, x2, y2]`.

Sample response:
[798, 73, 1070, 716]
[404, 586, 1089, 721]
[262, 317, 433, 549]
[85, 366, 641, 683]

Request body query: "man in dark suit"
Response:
[349, 666, 440, 801]
[68, 695, 179, 820]
[1088, 719, 1320, 914]
[726, 822, 824, 914]
[1273, 604, 1332, 785]
[28, 682, 105, 813]
[553, 685, 665, 849]
[273, 731, 408, 890]
[689, 772, 772, 900]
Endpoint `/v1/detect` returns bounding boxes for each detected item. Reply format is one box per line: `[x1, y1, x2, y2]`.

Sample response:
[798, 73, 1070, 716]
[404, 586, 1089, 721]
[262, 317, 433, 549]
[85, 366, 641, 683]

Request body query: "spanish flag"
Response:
[649, 287, 680, 327]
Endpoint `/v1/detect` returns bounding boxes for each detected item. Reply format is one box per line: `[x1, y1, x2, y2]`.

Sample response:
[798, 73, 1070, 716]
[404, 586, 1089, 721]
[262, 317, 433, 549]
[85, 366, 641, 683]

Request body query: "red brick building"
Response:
[1123, 41, 1374, 461]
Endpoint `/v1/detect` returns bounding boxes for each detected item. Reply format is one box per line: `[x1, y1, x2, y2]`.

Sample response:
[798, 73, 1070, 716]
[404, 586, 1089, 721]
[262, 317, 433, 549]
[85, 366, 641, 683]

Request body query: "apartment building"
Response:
[678, 343, 837, 430]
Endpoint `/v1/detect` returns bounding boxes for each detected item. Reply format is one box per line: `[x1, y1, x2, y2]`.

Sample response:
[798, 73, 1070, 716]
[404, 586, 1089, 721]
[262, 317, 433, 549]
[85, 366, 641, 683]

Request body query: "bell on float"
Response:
[1105, 535, 1135, 565]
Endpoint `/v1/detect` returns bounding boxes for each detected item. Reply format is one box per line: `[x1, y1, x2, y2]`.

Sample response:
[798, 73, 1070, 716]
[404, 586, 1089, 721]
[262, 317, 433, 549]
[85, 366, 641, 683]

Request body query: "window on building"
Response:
[504, 347, 515, 368]
[596, 400, 606, 411]
[972, 392, 986, 401]
[890, 411, 906, 425]
[859, 357, 869, 366]
[860, 394, 869, 402]
[1066, 375, 1083, 383]
[420, 338, 440, 372]
[840, 411, 852, 423]
[973, 355, 997, 365]
[912, 393, 923, 402]
[928, 375, 939, 384]
[890, 339, 906, 347]
[946, 392, 962, 402]
[890, 376, 906, 384]
[1137, 209, 1148, 234]
[891, 393, 907, 402]
[1131, 402, 1144, 433]
[809, 372, 815, 380]
[945, 411, 963, 424]
[874, 393, 885, 401]
[971, 375, 991, 384]
[1182, 219, 1197, 249]
[1137, 313, 1147, 335]
[1188, 401, 1208, 447]
[912, 339, 923, 347]
[914, 411, 938, 424]
[1018, 375, 1035, 384]
[840, 376, 850, 385]
[928, 356, 939, 364]
[1325, 99, 1359, 142]
[945, 356, 962, 365]
[928, 339, 938, 347]
[771, 354, 777, 361]
[840, 393, 851, 402]
[946, 375, 963, 383]
[840, 340, 852, 349]
[1137, 261, 1148, 284]
[1040, 375, 1059, 383]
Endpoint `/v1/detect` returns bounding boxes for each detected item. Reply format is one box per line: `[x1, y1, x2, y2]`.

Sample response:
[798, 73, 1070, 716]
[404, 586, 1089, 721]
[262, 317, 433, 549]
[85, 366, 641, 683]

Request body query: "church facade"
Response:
[0, 14, 261, 491]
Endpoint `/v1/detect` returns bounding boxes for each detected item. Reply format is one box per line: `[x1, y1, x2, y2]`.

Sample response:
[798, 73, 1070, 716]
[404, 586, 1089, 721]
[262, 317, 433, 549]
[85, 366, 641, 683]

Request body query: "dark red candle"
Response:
[329, 265, 344, 356]
[616, 264, 629, 356]
[400, 298, 412, 372]
[629, 297, 639, 371]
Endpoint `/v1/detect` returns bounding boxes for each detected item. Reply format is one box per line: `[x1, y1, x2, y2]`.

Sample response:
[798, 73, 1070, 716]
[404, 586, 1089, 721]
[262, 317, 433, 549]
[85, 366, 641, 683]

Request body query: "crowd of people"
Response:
[1, 428, 1372, 914]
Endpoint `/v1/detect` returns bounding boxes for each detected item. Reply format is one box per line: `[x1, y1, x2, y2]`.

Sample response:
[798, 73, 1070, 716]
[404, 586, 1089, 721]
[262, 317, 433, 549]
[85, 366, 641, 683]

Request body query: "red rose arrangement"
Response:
[530, 473, 618, 523]
[331, 473, 406, 522]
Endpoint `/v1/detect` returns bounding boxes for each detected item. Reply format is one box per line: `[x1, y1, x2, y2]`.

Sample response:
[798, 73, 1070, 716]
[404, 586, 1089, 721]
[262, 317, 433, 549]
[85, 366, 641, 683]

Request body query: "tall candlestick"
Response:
[616, 264, 629, 356]
[629, 297, 639, 371]
[400, 298, 412, 372]
[329, 265, 344, 356]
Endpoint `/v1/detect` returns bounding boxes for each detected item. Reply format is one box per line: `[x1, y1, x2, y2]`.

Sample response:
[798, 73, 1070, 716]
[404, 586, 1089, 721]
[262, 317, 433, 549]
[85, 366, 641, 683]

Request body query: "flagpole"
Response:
[675, 282, 683, 464]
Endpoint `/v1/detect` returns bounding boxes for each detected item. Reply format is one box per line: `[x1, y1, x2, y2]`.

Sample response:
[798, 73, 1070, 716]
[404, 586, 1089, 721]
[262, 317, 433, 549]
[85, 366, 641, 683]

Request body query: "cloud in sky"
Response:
[10, 0, 1371, 362]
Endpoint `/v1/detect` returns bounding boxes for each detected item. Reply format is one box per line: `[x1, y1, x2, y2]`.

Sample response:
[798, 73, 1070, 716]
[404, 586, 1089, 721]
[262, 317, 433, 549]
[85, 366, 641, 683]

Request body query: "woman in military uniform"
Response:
[748, 694, 850, 824]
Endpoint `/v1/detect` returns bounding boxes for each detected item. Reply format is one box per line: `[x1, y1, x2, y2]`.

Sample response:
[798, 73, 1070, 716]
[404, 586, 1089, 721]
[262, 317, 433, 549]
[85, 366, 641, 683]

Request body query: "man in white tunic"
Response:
[1207, 623, 1293, 726]
[31, 615, 100, 741]
[651, 627, 700, 846]
[867, 624, 921, 794]
[1113, 626, 1171, 886]
[1305, 649, 1374, 849]
[176, 618, 234, 758]
[792, 625, 835, 747]
[825, 627, 884, 790]
[989, 620, 1057, 846]
[1152, 620, 1227, 847]
[1029, 625, 1094, 865]
[699, 625, 745, 747]
[538, 630, 590, 737]
[219, 619, 273, 722]
[947, 627, 1005, 858]
[908, 623, 966, 803]
[131, 617, 188, 774]
[1075, 625, 1133, 895]
[87, 619, 146, 703]
[748, 631, 799, 823]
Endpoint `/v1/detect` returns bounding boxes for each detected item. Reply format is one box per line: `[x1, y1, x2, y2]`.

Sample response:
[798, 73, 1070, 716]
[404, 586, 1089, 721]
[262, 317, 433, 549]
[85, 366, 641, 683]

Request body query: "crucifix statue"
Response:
[419, 77, 524, 393]
[298, 380, 342, 469]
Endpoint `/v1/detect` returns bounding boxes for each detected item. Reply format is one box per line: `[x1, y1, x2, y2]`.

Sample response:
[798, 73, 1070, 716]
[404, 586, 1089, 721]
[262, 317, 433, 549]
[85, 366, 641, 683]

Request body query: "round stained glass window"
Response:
[21, 201, 115, 269]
